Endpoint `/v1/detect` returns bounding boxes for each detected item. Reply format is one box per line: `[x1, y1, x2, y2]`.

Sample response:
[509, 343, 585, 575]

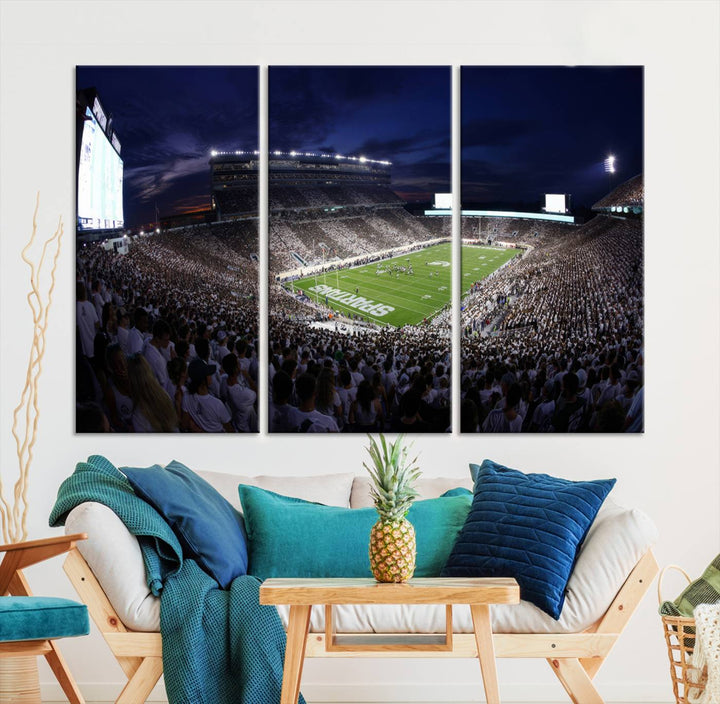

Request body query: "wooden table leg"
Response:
[282, 604, 312, 704]
[470, 604, 501, 704]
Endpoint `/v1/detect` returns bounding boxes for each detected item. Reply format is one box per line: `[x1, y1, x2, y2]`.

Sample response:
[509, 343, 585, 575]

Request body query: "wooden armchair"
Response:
[0, 533, 89, 704]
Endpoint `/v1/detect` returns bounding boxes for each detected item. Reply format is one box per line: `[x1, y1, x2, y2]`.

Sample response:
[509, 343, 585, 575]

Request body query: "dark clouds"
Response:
[76, 65, 640, 224]
[270, 66, 451, 200]
[461, 66, 643, 208]
[462, 118, 538, 149]
[77, 66, 258, 225]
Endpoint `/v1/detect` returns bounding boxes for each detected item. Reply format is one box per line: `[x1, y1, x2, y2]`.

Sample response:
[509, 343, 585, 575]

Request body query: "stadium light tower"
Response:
[604, 155, 616, 192]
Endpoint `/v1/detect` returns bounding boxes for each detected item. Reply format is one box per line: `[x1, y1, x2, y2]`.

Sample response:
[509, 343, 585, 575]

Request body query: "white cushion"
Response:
[64, 472, 657, 636]
[350, 475, 473, 509]
[198, 470, 355, 511]
[65, 502, 161, 632]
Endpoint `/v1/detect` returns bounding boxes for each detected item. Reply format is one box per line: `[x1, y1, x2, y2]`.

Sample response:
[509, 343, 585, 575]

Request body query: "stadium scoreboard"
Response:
[434, 193, 452, 209]
[77, 89, 124, 231]
[544, 193, 571, 214]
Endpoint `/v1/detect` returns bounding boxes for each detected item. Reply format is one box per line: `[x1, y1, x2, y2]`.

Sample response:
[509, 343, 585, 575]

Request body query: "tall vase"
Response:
[0, 656, 41, 704]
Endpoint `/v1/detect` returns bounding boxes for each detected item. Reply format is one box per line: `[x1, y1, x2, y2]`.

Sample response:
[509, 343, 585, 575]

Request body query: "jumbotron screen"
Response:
[544, 193, 569, 214]
[78, 107, 124, 230]
[434, 193, 452, 209]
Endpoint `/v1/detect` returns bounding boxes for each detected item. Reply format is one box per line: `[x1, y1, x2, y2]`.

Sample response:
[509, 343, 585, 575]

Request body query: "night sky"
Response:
[76, 66, 258, 226]
[269, 66, 451, 202]
[76, 65, 641, 227]
[462, 66, 643, 209]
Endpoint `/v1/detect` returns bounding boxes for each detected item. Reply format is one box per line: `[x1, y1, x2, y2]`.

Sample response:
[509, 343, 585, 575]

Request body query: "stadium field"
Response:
[288, 243, 517, 328]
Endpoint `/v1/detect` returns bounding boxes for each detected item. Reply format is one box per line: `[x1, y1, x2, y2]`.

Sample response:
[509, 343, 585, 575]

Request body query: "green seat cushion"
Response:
[238, 485, 472, 580]
[0, 597, 89, 643]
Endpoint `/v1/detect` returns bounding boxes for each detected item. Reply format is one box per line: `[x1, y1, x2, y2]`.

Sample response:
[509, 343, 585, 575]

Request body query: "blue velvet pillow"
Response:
[441, 459, 615, 619]
[122, 460, 247, 588]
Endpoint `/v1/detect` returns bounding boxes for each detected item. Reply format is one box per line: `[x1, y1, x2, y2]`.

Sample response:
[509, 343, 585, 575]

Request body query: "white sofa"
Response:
[63, 469, 659, 704]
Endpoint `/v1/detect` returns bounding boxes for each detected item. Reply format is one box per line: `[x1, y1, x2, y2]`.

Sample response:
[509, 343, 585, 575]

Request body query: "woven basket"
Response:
[659, 565, 708, 704]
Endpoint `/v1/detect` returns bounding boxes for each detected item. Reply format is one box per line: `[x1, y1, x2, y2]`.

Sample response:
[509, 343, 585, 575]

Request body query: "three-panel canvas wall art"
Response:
[75, 65, 644, 434]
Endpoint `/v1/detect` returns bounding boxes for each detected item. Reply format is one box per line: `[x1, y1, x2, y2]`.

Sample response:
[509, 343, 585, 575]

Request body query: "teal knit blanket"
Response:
[50, 455, 304, 704]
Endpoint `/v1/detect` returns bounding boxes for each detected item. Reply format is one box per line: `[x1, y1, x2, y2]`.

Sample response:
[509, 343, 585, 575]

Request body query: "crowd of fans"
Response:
[460, 216, 575, 246]
[593, 174, 644, 210]
[268, 311, 451, 433]
[76, 173, 643, 434]
[460, 214, 644, 433]
[270, 184, 403, 212]
[270, 207, 450, 271]
[76, 222, 259, 433]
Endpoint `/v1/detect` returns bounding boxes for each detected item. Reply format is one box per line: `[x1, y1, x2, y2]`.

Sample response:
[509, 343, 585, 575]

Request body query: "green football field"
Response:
[288, 243, 517, 328]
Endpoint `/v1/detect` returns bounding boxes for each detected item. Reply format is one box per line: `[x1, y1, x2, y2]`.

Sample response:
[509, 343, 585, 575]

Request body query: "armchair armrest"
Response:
[1, 533, 87, 594]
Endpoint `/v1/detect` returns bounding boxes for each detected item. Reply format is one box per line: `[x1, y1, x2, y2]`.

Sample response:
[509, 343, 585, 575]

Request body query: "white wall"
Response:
[1, 2, 718, 702]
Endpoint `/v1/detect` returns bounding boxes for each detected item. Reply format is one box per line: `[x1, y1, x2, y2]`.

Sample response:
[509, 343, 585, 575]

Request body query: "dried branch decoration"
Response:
[0, 195, 63, 543]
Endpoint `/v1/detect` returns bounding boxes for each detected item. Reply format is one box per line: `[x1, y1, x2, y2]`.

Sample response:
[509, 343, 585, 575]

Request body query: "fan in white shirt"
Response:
[182, 358, 234, 433]
[143, 319, 172, 388]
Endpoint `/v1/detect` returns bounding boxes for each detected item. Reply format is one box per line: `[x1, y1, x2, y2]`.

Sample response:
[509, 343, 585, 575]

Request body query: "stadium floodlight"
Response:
[210, 149, 218, 157]
[604, 155, 616, 174]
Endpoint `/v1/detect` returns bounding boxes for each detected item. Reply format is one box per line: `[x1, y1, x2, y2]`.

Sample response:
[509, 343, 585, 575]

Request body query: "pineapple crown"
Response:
[364, 434, 421, 521]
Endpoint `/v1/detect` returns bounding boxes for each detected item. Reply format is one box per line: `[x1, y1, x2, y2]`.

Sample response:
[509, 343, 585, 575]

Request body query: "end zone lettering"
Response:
[308, 284, 395, 317]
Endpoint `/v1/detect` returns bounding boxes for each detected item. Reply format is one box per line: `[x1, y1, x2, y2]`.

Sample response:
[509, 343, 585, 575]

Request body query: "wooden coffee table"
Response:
[260, 577, 520, 704]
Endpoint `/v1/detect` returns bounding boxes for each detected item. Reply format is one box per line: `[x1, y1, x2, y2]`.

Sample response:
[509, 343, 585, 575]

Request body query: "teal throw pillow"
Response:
[238, 485, 471, 580]
[122, 460, 248, 588]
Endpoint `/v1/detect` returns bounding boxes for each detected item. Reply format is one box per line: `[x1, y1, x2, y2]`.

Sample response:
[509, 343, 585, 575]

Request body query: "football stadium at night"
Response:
[459, 177, 643, 433]
[267, 149, 454, 433]
[266, 148, 643, 434]
[75, 78, 261, 434]
[74, 65, 643, 435]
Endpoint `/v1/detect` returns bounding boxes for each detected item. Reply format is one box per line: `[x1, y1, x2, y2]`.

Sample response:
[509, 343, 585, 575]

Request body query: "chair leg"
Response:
[115, 656, 163, 704]
[44, 641, 86, 704]
[580, 656, 605, 679]
[548, 657, 605, 704]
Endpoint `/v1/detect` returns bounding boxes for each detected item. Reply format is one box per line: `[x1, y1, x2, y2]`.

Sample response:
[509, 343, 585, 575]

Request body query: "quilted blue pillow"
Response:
[441, 459, 615, 619]
[121, 460, 248, 588]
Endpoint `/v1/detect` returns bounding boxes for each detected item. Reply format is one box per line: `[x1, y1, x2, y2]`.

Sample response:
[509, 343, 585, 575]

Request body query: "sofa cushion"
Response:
[350, 475, 473, 509]
[199, 470, 355, 512]
[63, 470, 657, 636]
[442, 460, 616, 619]
[238, 485, 472, 580]
[121, 460, 247, 588]
[0, 597, 89, 643]
[65, 501, 161, 632]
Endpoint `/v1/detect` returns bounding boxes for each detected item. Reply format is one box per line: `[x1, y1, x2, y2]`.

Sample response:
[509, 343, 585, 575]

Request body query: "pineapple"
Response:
[364, 434, 421, 583]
